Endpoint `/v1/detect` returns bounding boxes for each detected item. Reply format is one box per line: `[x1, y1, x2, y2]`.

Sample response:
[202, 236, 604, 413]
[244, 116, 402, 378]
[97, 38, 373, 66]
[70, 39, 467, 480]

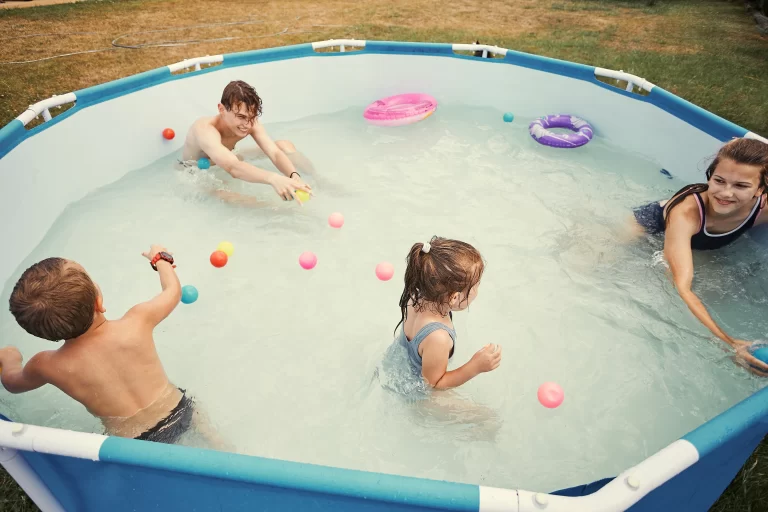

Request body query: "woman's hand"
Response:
[733, 340, 768, 374]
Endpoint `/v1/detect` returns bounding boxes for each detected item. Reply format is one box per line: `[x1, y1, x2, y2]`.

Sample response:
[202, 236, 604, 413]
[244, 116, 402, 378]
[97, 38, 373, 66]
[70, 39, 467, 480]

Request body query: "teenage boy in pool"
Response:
[0, 246, 222, 447]
[182, 80, 316, 204]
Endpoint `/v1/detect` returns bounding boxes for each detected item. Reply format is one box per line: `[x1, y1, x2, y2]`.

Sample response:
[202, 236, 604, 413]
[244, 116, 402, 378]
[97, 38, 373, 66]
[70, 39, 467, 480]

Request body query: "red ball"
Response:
[162, 128, 175, 140]
[210, 250, 228, 268]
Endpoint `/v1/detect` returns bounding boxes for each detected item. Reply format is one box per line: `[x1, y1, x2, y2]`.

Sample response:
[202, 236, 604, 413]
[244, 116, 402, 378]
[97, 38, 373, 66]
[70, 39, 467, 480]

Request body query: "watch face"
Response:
[159, 252, 173, 261]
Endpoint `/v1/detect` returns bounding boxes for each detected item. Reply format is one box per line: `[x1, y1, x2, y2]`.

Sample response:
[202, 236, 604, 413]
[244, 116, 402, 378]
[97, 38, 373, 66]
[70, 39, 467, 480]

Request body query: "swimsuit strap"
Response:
[411, 322, 456, 360]
[699, 194, 761, 237]
[410, 322, 456, 344]
[689, 193, 762, 250]
[756, 194, 767, 221]
[693, 192, 705, 233]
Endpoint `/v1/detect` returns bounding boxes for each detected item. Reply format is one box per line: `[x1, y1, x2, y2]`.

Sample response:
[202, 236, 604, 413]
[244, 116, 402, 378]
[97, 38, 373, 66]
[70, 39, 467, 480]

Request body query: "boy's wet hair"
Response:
[9, 258, 98, 342]
[395, 236, 485, 333]
[221, 80, 262, 121]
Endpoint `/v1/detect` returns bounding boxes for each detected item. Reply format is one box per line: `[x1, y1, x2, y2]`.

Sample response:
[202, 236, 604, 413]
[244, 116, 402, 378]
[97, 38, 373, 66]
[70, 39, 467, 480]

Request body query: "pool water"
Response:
[1, 106, 766, 492]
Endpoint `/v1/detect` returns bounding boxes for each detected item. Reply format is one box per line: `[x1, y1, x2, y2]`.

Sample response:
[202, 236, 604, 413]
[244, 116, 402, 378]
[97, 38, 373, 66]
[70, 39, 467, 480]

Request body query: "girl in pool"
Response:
[394, 236, 502, 388]
[632, 138, 768, 373]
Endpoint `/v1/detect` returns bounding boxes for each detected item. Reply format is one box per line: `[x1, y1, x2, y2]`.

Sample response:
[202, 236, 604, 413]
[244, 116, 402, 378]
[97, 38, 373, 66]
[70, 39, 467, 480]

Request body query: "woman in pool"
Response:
[394, 236, 502, 388]
[633, 138, 768, 374]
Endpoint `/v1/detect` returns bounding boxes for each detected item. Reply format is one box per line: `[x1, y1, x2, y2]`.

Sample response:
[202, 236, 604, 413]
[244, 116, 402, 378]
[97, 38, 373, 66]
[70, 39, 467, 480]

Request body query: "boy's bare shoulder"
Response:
[28, 349, 74, 385]
[24, 350, 56, 374]
[192, 116, 219, 133]
[106, 310, 158, 344]
[122, 301, 159, 327]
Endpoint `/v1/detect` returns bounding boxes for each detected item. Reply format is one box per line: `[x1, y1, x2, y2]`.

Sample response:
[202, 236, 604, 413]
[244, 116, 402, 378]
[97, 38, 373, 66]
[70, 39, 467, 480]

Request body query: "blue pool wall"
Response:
[1, 385, 766, 511]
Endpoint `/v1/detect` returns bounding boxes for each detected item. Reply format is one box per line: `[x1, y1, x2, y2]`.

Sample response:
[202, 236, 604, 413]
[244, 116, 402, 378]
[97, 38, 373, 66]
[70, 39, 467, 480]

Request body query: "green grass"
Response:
[1, 0, 767, 134]
[551, 2, 618, 13]
[0, 0, 140, 20]
[710, 435, 768, 512]
[0, 465, 39, 512]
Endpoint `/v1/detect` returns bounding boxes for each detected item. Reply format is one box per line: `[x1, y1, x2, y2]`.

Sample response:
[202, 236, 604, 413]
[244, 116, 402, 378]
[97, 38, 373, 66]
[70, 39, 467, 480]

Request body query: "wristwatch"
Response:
[150, 251, 176, 271]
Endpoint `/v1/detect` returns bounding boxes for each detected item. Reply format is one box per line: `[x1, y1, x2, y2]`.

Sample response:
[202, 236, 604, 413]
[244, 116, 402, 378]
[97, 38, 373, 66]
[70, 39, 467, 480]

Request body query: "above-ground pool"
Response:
[1, 39, 767, 512]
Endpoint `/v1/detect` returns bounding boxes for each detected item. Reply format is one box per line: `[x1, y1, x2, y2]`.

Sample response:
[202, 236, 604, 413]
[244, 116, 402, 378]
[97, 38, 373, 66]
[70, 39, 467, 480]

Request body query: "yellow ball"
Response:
[217, 241, 234, 257]
[295, 190, 311, 203]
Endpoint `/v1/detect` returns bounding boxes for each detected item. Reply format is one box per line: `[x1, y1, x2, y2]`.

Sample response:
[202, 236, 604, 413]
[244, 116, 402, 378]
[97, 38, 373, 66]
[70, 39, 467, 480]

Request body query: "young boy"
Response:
[0, 246, 197, 444]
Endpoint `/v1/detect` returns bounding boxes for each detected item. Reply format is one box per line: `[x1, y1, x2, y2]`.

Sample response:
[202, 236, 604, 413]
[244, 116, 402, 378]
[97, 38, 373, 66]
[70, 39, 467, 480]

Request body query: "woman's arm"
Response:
[665, 197, 768, 373]
[664, 203, 736, 346]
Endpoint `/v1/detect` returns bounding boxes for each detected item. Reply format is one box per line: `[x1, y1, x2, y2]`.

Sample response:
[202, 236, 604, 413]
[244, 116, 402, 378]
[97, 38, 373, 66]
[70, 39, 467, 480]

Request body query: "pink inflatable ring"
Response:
[363, 93, 437, 127]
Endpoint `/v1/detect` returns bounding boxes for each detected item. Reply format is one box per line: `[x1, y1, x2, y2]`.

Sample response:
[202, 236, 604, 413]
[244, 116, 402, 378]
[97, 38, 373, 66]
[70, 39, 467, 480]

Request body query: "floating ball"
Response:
[295, 189, 310, 203]
[210, 250, 228, 268]
[328, 212, 344, 229]
[197, 158, 211, 170]
[503, 112, 514, 123]
[217, 241, 234, 257]
[537, 382, 564, 409]
[753, 346, 768, 364]
[750, 345, 768, 371]
[181, 285, 199, 304]
[162, 128, 175, 140]
[375, 262, 394, 281]
[299, 251, 317, 270]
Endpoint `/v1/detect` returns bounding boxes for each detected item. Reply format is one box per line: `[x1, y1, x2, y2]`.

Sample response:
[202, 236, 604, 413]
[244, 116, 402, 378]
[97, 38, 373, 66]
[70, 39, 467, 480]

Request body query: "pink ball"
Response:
[299, 251, 317, 270]
[328, 212, 344, 229]
[537, 382, 564, 409]
[375, 262, 394, 281]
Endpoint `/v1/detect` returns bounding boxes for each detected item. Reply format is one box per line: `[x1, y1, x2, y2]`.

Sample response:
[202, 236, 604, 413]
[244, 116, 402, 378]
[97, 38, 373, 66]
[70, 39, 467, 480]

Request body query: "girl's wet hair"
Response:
[395, 236, 484, 334]
[663, 138, 768, 225]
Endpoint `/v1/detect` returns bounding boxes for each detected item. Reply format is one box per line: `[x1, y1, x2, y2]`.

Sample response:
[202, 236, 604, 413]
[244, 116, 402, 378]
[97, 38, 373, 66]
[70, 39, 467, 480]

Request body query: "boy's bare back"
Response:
[1, 247, 186, 439]
[37, 307, 179, 436]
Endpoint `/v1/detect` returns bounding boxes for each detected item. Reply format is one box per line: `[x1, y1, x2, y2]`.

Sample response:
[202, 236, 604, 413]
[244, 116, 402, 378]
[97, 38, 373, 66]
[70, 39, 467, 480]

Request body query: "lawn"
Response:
[0, 0, 767, 511]
[0, 0, 767, 134]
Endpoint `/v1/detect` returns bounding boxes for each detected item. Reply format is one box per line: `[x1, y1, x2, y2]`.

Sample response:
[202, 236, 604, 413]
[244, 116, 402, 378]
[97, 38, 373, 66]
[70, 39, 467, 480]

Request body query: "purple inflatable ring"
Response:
[529, 114, 594, 148]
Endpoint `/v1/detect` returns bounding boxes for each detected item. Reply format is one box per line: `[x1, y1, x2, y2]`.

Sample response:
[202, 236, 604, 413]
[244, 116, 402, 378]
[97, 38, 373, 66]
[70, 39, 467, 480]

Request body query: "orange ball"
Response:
[210, 250, 228, 268]
[162, 128, 175, 140]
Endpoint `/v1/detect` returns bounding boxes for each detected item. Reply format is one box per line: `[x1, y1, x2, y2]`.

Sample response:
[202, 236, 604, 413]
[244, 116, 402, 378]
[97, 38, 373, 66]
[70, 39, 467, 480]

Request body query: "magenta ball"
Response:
[375, 262, 394, 281]
[299, 251, 317, 270]
[537, 382, 564, 409]
[328, 212, 344, 229]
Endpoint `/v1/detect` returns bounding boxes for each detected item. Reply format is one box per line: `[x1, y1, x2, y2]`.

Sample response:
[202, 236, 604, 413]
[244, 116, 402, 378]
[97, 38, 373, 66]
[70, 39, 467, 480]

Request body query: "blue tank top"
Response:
[690, 193, 763, 250]
[398, 313, 456, 371]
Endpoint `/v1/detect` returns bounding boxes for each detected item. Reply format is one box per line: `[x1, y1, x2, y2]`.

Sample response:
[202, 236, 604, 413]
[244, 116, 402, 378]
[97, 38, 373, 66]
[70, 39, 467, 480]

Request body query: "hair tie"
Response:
[422, 242, 431, 254]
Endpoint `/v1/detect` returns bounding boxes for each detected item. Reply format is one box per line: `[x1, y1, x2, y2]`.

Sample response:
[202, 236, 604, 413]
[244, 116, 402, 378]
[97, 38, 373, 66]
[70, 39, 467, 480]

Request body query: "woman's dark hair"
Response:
[664, 138, 768, 225]
[395, 236, 484, 334]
